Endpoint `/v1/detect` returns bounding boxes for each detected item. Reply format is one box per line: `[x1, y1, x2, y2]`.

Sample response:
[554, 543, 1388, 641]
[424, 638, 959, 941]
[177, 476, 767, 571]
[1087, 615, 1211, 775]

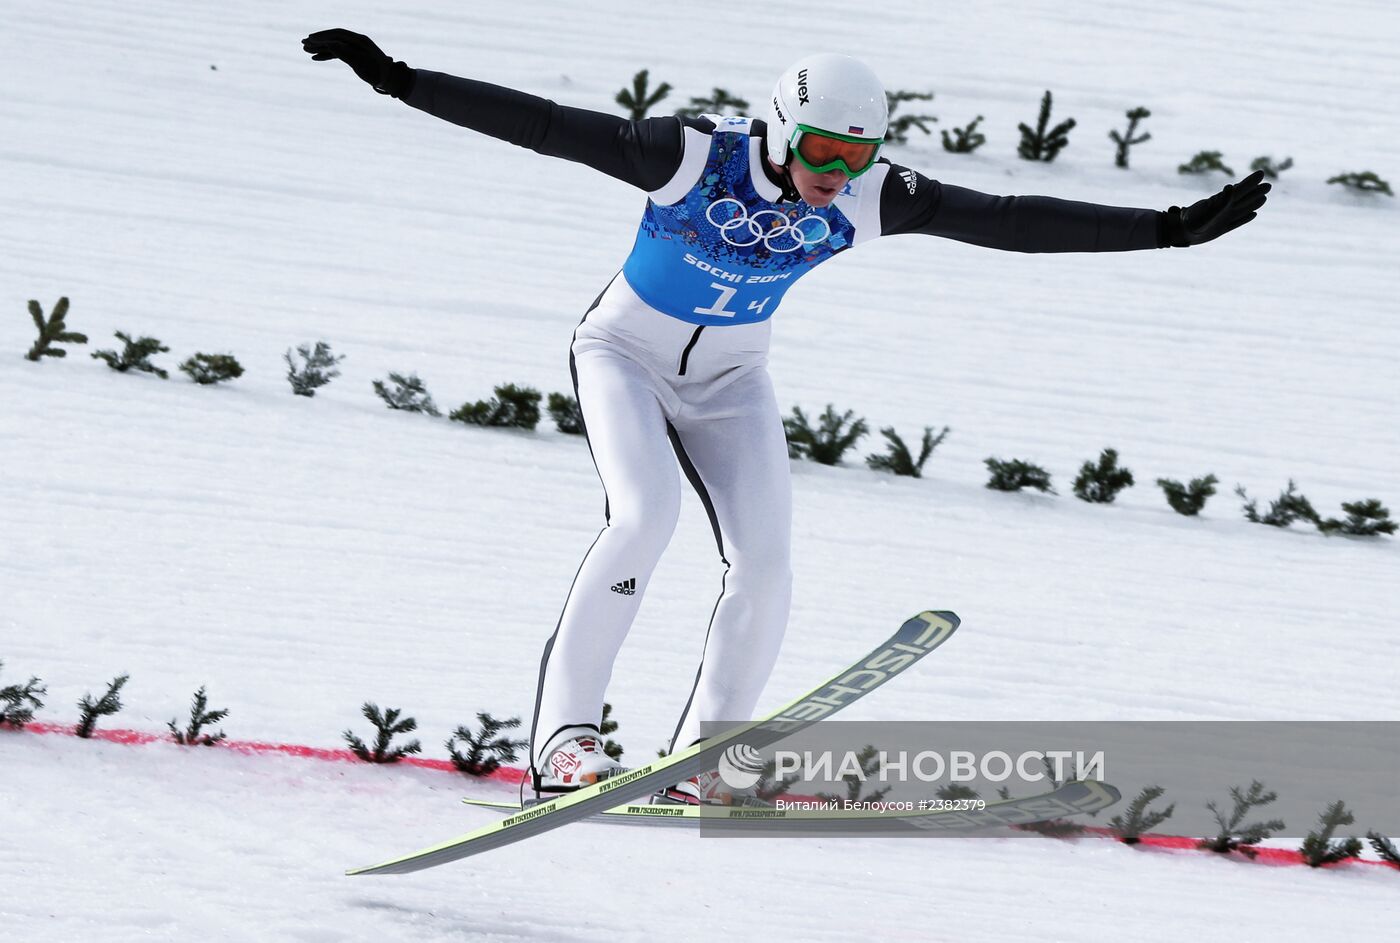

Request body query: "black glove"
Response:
[301, 28, 415, 99]
[1160, 170, 1271, 247]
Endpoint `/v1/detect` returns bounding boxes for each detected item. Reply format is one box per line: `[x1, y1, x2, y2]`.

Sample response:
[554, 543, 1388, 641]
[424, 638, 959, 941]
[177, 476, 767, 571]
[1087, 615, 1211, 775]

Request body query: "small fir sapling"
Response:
[1109, 785, 1176, 844]
[865, 425, 949, 477]
[1073, 448, 1135, 503]
[372, 372, 441, 416]
[285, 341, 344, 397]
[1157, 474, 1219, 516]
[1017, 91, 1076, 162]
[1016, 817, 1090, 838]
[1235, 480, 1320, 528]
[600, 701, 624, 760]
[1109, 107, 1152, 169]
[547, 392, 585, 434]
[1318, 499, 1396, 537]
[885, 90, 937, 144]
[168, 686, 229, 746]
[1299, 800, 1364, 867]
[784, 404, 869, 465]
[91, 332, 170, 378]
[1013, 755, 1087, 836]
[616, 69, 671, 120]
[343, 703, 422, 763]
[75, 674, 130, 738]
[754, 758, 802, 802]
[179, 353, 244, 385]
[676, 88, 749, 118]
[984, 457, 1056, 493]
[449, 383, 543, 429]
[1250, 156, 1294, 179]
[1326, 171, 1394, 196]
[1179, 151, 1235, 176]
[25, 297, 87, 361]
[1200, 780, 1285, 856]
[1366, 831, 1400, 867]
[445, 713, 528, 776]
[0, 660, 47, 729]
[942, 116, 986, 154]
[814, 745, 892, 804]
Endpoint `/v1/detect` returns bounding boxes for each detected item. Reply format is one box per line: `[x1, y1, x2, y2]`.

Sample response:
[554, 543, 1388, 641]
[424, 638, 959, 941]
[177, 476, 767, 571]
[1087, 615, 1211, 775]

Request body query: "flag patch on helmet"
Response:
[848, 125, 865, 134]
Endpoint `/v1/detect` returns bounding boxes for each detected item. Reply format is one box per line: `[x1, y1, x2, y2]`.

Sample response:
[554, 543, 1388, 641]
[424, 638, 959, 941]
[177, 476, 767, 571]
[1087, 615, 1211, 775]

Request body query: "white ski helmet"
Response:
[765, 53, 889, 170]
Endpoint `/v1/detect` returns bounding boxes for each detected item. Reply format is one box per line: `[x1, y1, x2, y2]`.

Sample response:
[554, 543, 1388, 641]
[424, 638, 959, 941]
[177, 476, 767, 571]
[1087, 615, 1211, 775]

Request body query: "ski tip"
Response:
[905, 610, 960, 643]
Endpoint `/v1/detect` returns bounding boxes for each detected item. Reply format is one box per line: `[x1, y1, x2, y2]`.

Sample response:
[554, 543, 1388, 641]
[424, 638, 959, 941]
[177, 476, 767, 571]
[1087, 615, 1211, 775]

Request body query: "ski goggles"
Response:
[790, 124, 883, 178]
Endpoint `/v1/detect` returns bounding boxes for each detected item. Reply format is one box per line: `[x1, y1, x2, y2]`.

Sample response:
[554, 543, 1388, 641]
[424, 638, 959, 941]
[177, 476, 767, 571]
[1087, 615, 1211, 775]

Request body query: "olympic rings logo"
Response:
[704, 198, 831, 254]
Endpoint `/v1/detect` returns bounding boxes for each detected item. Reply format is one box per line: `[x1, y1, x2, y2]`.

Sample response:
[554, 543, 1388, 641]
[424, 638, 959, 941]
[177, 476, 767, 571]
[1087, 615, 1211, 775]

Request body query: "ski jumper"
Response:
[401, 71, 1165, 767]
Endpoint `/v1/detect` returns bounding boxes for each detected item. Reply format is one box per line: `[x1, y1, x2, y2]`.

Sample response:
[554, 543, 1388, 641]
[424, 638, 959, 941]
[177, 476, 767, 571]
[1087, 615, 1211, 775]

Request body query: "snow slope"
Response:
[2, 0, 1398, 940]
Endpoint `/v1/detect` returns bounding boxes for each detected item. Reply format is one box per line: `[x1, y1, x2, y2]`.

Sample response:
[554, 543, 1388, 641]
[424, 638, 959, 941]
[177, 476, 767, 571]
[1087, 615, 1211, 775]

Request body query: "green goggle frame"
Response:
[790, 124, 884, 178]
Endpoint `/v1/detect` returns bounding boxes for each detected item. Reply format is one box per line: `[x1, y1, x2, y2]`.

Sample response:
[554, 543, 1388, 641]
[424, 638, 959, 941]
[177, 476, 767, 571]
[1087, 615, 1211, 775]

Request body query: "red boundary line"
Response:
[11, 723, 1399, 871]
[17, 721, 527, 785]
[1072, 825, 1396, 870]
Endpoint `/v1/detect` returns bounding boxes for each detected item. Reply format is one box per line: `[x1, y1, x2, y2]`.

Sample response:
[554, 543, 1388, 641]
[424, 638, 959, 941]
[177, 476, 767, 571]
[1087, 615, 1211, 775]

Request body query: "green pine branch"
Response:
[754, 758, 802, 802]
[984, 457, 1055, 493]
[1200, 780, 1285, 856]
[1157, 474, 1219, 516]
[285, 341, 343, 397]
[1236, 480, 1320, 528]
[449, 383, 543, 429]
[547, 392, 585, 434]
[1073, 448, 1135, 503]
[942, 116, 986, 154]
[1017, 90, 1076, 162]
[91, 331, 169, 378]
[1250, 156, 1293, 179]
[676, 88, 750, 119]
[784, 404, 869, 465]
[76, 674, 130, 738]
[814, 744, 891, 804]
[865, 425, 949, 477]
[25, 297, 88, 361]
[1366, 830, 1400, 867]
[446, 712, 527, 776]
[885, 89, 937, 145]
[179, 353, 244, 385]
[1299, 800, 1363, 867]
[1109, 107, 1152, 168]
[1109, 785, 1176, 844]
[0, 660, 47, 729]
[1327, 171, 1393, 196]
[1318, 498, 1396, 537]
[599, 701, 624, 760]
[343, 702, 422, 763]
[1179, 150, 1234, 176]
[372, 372, 440, 416]
[168, 686, 229, 746]
[616, 69, 672, 121]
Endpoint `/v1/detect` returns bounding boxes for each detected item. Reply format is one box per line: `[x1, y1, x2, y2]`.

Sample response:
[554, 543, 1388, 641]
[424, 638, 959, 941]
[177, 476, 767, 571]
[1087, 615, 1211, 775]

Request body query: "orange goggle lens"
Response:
[793, 130, 881, 177]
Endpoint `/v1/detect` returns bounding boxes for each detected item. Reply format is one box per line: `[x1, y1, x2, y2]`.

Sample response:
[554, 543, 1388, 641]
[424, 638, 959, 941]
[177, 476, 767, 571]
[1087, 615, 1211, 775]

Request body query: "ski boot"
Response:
[532, 726, 626, 796]
[658, 769, 764, 807]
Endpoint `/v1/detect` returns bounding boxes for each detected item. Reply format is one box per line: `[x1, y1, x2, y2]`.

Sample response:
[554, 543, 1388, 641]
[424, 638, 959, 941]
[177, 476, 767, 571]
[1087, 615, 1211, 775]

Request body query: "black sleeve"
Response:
[403, 70, 689, 192]
[879, 163, 1166, 252]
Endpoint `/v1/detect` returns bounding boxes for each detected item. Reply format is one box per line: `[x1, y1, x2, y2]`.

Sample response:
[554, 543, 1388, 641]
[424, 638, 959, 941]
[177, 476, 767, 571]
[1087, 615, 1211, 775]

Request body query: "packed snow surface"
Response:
[3, 0, 1397, 940]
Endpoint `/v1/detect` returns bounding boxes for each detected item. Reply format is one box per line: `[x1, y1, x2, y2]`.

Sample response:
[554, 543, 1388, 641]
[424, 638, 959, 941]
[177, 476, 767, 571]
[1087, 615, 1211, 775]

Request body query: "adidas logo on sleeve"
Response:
[610, 578, 637, 596]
